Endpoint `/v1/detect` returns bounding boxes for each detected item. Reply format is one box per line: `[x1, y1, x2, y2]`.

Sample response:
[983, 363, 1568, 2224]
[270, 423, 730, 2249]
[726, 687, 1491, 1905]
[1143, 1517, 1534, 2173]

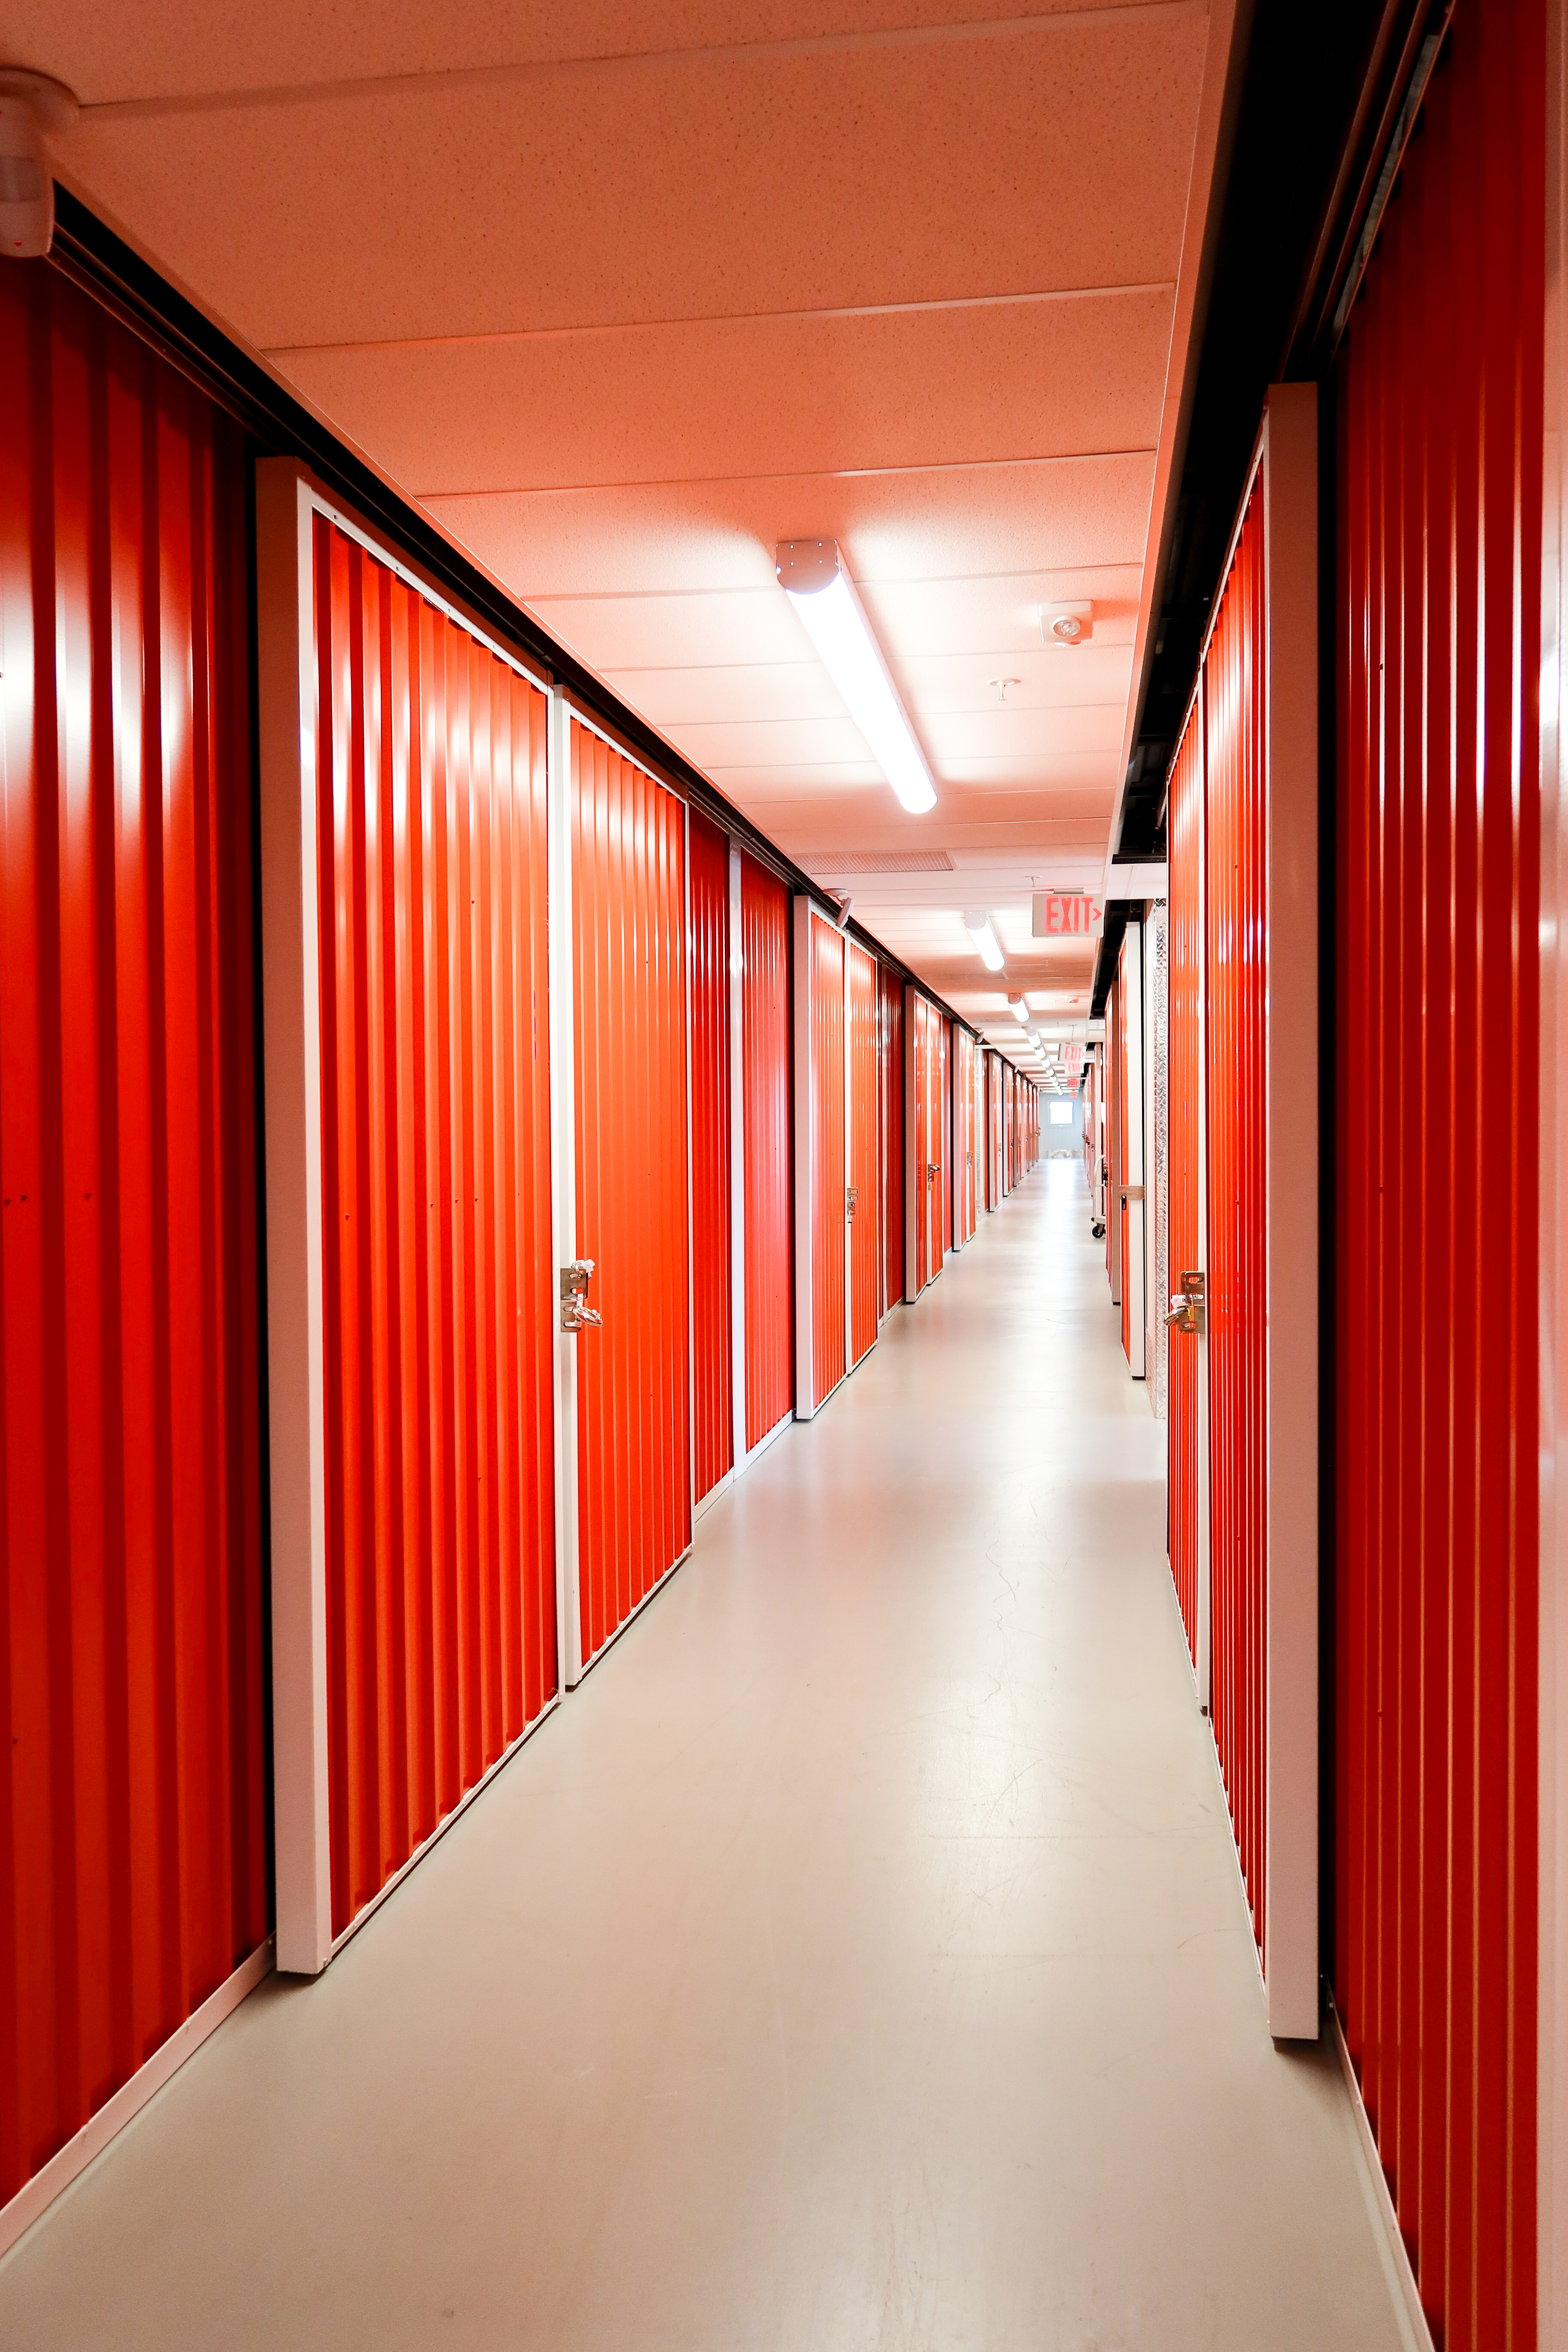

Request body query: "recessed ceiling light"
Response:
[777, 539, 937, 815]
[962, 911, 1005, 971]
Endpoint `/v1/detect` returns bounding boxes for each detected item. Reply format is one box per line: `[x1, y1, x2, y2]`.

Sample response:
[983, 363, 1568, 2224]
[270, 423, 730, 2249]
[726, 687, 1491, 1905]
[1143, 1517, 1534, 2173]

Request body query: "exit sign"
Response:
[1032, 892, 1104, 938]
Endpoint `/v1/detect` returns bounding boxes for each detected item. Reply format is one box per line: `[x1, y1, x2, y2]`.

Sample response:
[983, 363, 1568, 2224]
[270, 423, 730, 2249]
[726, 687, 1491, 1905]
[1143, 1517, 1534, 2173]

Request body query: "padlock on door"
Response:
[560, 1259, 603, 1332]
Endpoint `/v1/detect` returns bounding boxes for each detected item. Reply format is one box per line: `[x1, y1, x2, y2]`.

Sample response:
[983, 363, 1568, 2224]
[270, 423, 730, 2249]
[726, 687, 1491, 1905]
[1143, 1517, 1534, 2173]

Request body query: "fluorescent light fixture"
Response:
[776, 540, 937, 815]
[1009, 996, 1029, 1024]
[962, 911, 1004, 971]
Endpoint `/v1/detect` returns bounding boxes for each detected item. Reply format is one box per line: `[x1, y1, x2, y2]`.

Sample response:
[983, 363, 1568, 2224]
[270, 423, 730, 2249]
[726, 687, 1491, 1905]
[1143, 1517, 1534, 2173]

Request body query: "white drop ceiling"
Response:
[37, 0, 1237, 1063]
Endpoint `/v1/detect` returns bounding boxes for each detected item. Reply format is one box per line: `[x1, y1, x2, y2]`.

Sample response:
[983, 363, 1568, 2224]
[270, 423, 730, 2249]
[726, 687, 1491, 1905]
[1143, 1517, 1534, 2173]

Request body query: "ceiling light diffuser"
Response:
[962, 911, 1004, 971]
[777, 540, 937, 815]
[1009, 997, 1029, 1024]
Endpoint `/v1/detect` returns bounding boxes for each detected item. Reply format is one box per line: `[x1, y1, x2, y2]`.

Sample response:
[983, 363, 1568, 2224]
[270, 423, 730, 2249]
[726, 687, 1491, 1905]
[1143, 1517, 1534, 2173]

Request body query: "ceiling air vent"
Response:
[803, 849, 955, 874]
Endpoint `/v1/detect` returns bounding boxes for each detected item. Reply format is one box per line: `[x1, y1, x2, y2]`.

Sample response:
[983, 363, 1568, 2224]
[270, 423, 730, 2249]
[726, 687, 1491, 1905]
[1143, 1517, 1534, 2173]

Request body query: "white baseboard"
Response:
[1329, 1997, 1437, 2352]
[693, 1467, 734, 1523]
[0, 1934, 275, 2263]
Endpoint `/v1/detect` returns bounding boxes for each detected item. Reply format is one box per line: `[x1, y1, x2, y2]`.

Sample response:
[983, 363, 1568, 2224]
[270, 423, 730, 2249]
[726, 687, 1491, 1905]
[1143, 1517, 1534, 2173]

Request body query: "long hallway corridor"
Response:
[0, 1166, 1403, 2352]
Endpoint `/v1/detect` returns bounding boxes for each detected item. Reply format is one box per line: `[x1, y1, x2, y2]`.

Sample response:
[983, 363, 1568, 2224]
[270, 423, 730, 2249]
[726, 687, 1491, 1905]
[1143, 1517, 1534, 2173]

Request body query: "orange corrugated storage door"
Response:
[1167, 698, 1204, 1672]
[1334, 7, 1541, 2339]
[988, 1050, 1002, 1210]
[1204, 488, 1267, 1958]
[573, 723, 690, 1669]
[311, 515, 556, 1941]
[879, 962, 903, 1318]
[0, 262, 268, 2214]
[846, 939, 878, 1367]
[1105, 979, 1120, 1300]
[688, 808, 731, 1503]
[741, 855, 792, 1449]
[810, 910, 847, 1409]
[940, 1019, 953, 1257]
[1118, 940, 1135, 1368]
[910, 993, 937, 1295]
[928, 1012, 945, 1277]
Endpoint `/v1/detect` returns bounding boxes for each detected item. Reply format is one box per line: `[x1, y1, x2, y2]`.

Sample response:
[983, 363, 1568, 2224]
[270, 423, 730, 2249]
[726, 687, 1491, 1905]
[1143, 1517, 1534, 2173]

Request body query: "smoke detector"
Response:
[1041, 601, 1092, 647]
[0, 72, 78, 260]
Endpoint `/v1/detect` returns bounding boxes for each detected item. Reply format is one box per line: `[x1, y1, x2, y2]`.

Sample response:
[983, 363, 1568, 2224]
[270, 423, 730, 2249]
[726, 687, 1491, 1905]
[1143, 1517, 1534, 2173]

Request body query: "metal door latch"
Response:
[846, 1185, 859, 1220]
[1121, 1184, 1145, 1204]
[1166, 1268, 1205, 1335]
[560, 1259, 602, 1332]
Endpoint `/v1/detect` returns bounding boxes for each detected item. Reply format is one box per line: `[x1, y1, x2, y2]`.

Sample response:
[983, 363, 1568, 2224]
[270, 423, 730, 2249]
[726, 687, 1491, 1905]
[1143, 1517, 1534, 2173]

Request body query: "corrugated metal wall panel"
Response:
[988, 1050, 1003, 1211]
[312, 517, 556, 1939]
[1118, 942, 1134, 1368]
[940, 1019, 953, 1255]
[688, 808, 731, 1501]
[572, 724, 690, 1667]
[954, 1032, 975, 1243]
[1104, 981, 1118, 1291]
[1166, 704, 1204, 1668]
[879, 962, 903, 1316]
[1334, 8, 1541, 2342]
[847, 939, 879, 1366]
[910, 994, 943, 1290]
[0, 263, 268, 2207]
[1204, 484, 1267, 1955]
[809, 912, 846, 1408]
[741, 856, 791, 1449]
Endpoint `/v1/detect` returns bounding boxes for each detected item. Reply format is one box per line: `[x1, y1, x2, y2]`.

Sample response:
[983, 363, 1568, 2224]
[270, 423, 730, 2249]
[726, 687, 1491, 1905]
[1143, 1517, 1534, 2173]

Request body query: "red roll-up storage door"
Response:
[740, 854, 792, 1452]
[811, 913, 846, 1410]
[306, 513, 557, 1944]
[905, 991, 945, 1294]
[1205, 484, 1267, 1956]
[879, 962, 903, 1317]
[940, 1019, 953, 1256]
[846, 939, 879, 1369]
[1104, 982, 1120, 1299]
[0, 262, 269, 2212]
[572, 723, 689, 1670]
[1167, 698, 1204, 1672]
[794, 901, 846, 1416]
[1332, 7, 1541, 2339]
[688, 808, 732, 1504]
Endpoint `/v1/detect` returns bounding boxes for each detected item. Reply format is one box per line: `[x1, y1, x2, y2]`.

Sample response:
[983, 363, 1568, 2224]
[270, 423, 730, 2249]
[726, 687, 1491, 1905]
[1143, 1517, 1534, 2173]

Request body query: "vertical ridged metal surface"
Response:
[687, 809, 731, 1501]
[988, 1050, 1003, 1210]
[572, 724, 690, 1666]
[1104, 979, 1118, 1290]
[1150, 906, 1169, 1421]
[1167, 706, 1204, 1666]
[878, 963, 903, 1315]
[940, 1019, 953, 1255]
[313, 518, 556, 1939]
[809, 913, 846, 1407]
[1204, 484, 1267, 1955]
[1334, 8, 1541, 2342]
[0, 263, 269, 2205]
[846, 939, 879, 1366]
[740, 856, 791, 1448]
[1118, 942, 1134, 1367]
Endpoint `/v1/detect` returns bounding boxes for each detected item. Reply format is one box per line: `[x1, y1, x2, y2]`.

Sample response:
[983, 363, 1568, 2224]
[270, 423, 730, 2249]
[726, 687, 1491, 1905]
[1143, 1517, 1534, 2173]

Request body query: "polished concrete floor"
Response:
[2, 1162, 1408, 2352]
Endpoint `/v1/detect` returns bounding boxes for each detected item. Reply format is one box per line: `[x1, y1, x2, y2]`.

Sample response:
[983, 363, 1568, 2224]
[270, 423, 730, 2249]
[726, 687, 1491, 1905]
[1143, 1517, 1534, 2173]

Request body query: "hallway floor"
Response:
[2, 1164, 1406, 2352]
